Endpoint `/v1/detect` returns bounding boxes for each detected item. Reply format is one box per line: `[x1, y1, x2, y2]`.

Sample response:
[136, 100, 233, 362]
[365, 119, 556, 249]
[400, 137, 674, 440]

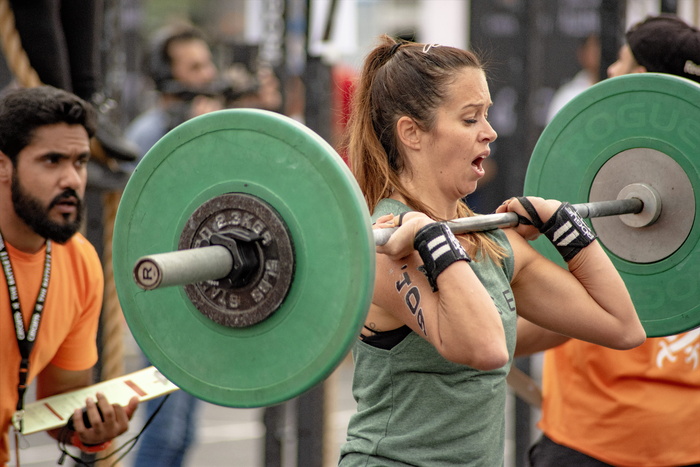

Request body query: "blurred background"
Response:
[2, 1, 699, 466]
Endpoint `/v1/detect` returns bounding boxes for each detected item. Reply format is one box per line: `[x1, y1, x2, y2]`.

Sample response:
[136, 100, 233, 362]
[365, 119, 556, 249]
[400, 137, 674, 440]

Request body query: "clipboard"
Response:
[17, 366, 179, 435]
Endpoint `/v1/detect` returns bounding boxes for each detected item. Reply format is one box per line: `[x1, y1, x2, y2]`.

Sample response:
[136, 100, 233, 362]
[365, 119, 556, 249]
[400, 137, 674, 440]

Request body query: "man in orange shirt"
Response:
[519, 14, 700, 467]
[0, 86, 138, 466]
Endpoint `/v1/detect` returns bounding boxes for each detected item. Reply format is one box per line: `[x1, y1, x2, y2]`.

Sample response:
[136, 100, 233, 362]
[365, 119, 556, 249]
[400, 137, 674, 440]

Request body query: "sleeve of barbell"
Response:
[372, 198, 644, 246]
[133, 245, 233, 291]
[574, 198, 643, 219]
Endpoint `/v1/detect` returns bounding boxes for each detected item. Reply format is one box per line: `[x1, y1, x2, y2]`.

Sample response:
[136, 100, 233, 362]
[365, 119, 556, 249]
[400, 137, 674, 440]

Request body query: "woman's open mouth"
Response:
[472, 155, 487, 177]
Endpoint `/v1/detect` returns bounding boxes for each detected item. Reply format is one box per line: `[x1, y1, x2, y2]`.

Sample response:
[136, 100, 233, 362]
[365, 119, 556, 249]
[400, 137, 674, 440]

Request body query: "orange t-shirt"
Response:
[540, 332, 700, 466]
[1, 234, 103, 465]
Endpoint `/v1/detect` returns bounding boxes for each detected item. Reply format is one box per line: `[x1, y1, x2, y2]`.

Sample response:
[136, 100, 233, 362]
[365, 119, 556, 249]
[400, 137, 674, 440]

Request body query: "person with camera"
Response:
[125, 22, 224, 163]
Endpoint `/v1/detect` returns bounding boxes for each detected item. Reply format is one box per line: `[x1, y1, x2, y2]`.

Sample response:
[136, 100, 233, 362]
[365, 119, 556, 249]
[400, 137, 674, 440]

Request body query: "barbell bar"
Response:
[373, 197, 646, 246]
[134, 197, 645, 291]
[112, 73, 700, 408]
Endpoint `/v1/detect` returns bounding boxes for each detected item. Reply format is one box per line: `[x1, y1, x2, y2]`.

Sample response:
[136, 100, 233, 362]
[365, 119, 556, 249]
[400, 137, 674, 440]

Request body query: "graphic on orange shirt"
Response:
[655, 328, 700, 369]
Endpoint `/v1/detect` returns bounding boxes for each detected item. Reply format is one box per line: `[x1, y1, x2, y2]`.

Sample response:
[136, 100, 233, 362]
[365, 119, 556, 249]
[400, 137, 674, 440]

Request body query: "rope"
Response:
[97, 191, 125, 466]
[100, 191, 125, 382]
[0, 0, 41, 87]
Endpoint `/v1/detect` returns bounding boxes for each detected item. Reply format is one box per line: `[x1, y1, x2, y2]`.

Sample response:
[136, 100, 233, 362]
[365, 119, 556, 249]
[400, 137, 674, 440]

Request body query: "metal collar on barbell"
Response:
[616, 183, 661, 228]
[178, 193, 294, 328]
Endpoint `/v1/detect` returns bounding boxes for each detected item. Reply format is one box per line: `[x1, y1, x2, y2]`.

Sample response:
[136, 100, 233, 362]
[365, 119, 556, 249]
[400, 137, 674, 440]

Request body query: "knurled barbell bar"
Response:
[112, 73, 700, 408]
[133, 197, 647, 292]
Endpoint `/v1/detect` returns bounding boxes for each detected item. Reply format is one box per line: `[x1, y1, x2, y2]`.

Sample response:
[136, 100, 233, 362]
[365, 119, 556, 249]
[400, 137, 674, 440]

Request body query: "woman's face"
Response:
[419, 67, 497, 200]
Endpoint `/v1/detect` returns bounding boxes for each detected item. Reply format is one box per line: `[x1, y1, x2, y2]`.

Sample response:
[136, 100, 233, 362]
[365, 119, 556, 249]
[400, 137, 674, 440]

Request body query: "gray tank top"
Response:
[340, 198, 517, 466]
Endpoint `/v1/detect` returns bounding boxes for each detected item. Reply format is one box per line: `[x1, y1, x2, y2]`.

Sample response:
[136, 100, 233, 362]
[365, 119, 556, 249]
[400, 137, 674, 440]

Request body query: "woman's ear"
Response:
[396, 116, 422, 151]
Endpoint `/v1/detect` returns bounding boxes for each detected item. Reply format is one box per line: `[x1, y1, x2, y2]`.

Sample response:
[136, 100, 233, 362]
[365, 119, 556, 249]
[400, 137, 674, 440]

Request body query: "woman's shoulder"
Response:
[371, 198, 411, 222]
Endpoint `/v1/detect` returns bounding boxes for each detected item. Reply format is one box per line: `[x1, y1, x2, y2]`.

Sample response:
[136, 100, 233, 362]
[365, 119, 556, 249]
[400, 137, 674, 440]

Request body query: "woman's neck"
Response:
[389, 190, 458, 221]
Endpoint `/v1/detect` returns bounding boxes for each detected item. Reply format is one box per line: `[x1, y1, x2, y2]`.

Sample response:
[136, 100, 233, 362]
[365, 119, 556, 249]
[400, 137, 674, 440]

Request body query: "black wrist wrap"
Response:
[413, 222, 471, 292]
[541, 202, 597, 261]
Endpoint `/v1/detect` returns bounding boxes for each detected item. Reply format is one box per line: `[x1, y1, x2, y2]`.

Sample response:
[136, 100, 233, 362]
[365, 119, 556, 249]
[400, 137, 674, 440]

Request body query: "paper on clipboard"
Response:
[17, 366, 179, 435]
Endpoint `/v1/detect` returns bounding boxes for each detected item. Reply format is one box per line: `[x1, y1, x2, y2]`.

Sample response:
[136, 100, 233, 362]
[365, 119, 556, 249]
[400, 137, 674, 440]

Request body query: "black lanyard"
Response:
[0, 230, 52, 432]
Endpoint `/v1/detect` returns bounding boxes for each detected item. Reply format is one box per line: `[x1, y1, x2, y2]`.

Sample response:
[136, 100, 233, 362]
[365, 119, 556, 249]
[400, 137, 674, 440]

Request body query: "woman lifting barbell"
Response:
[338, 35, 646, 467]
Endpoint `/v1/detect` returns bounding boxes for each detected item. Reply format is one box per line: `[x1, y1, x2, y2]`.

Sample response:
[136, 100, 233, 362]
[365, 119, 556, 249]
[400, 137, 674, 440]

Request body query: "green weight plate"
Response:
[113, 109, 375, 407]
[524, 73, 700, 337]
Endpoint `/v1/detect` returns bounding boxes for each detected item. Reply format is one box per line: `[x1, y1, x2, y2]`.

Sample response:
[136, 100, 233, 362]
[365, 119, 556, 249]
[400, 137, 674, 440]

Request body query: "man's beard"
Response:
[11, 173, 83, 244]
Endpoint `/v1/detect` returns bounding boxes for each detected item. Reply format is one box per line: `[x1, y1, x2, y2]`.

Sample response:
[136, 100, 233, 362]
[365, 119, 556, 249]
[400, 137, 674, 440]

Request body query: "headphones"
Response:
[147, 24, 208, 92]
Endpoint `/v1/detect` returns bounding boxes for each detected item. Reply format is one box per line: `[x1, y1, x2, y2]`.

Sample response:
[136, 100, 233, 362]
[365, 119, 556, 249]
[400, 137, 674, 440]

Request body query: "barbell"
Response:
[133, 197, 647, 290]
[113, 73, 700, 408]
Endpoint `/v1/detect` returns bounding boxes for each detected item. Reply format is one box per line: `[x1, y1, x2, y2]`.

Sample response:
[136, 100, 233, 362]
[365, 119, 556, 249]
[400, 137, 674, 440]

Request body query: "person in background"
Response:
[125, 22, 224, 160]
[338, 34, 644, 466]
[126, 22, 281, 159]
[521, 14, 700, 467]
[0, 86, 138, 467]
[546, 32, 600, 123]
